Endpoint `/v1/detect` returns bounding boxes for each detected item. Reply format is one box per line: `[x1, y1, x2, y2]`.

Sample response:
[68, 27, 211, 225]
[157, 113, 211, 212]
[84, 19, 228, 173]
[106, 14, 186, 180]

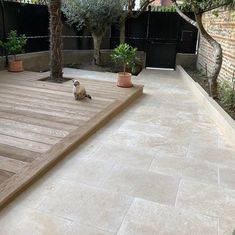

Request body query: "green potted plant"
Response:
[111, 43, 137, 88]
[0, 30, 27, 72]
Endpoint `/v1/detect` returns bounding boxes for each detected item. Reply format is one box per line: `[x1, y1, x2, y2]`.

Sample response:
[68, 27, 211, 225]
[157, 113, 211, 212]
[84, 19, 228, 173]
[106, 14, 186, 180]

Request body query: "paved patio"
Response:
[0, 68, 235, 234]
[0, 70, 142, 208]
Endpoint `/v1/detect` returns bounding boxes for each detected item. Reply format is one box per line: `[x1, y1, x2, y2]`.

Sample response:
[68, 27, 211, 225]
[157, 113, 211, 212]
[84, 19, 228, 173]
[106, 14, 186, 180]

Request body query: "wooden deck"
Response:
[0, 70, 143, 209]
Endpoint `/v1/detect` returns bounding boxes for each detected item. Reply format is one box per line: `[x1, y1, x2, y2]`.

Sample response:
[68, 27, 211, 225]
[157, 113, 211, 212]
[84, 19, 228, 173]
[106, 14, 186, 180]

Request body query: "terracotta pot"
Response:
[117, 72, 133, 88]
[8, 60, 23, 72]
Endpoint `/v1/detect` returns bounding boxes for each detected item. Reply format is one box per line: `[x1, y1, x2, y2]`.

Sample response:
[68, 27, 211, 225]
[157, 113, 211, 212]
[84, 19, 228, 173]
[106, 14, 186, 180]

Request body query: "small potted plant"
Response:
[111, 43, 137, 88]
[0, 30, 27, 72]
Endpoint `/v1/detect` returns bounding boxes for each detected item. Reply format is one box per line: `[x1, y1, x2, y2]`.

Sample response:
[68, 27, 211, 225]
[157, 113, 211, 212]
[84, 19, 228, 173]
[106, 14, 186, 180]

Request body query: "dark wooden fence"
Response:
[0, 1, 198, 68]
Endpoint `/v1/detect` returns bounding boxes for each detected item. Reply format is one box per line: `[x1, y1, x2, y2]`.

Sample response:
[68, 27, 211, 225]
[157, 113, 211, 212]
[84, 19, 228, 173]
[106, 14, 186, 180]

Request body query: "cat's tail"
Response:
[86, 94, 92, 99]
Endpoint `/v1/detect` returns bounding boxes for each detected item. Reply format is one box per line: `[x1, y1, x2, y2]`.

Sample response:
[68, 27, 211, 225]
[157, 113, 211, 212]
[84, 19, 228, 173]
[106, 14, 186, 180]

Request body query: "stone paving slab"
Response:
[117, 198, 218, 235]
[0, 68, 235, 235]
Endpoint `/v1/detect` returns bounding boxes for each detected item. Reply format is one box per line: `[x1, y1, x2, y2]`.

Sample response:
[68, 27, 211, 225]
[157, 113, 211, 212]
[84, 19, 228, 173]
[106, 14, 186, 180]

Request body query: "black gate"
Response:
[146, 12, 178, 69]
[124, 11, 198, 69]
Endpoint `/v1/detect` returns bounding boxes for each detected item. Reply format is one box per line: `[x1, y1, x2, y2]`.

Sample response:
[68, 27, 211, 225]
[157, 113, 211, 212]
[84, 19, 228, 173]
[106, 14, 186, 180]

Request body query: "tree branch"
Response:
[129, 0, 155, 18]
[171, 0, 198, 27]
[201, 2, 233, 13]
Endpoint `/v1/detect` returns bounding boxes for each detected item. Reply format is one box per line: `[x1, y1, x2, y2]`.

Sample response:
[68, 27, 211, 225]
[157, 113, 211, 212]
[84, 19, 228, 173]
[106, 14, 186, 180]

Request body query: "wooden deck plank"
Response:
[0, 71, 143, 210]
[0, 77, 128, 96]
[0, 156, 27, 174]
[0, 97, 100, 116]
[0, 86, 110, 108]
[0, 83, 124, 102]
[0, 134, 52, 153]
[0, 71, 47, 81]
[0, 93, 102, 112]
[0, 76, 128, 93]
[0, 105, 87, 126]
[0, 79, 130, 99]
[0, 125, 61, 145]
[0, 144, 40, 163]
[0, 118, 69, 138]
[0, 170, 14, 185]
[0, 102, 92, 121]
[0, 111, 77, 131]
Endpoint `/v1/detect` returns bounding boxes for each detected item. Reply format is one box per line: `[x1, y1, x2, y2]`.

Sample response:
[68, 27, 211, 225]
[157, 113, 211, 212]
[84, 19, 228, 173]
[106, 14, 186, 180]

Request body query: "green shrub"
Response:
[111, 43, 137, 74]
[0, 30, 27, 61]
[219, 80, 235, 109]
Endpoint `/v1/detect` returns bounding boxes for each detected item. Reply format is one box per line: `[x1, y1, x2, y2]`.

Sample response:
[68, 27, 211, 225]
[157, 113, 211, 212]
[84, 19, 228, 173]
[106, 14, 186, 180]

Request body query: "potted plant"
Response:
[0, 30, 27, 72]
[111, 43, 137, 88]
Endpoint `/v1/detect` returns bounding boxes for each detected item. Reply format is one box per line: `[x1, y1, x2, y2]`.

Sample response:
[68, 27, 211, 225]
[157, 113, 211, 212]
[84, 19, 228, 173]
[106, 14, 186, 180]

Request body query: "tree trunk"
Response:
[194, 12, 222, 98]
[171, 0, 222, 98]
[92, 33, 102, 65]
[119, 20, 125, 44]
[171, 0, 197, 27]
[49, 0, 63, 82]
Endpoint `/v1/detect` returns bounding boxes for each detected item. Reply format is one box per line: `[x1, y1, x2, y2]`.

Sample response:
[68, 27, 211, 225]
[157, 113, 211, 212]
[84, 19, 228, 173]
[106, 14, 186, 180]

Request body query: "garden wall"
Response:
[197, 9, 235, 82]
[0, 50, 146, 72]
[0, 1, 198, 69]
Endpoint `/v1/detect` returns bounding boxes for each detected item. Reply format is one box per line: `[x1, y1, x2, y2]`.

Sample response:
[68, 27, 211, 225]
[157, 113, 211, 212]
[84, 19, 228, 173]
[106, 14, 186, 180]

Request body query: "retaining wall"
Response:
[0, 50, 146, 72]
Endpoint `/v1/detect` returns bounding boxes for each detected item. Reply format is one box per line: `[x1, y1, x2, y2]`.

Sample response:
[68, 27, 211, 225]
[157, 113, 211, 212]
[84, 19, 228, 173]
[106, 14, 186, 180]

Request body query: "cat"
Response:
[72, 80, 92, 100]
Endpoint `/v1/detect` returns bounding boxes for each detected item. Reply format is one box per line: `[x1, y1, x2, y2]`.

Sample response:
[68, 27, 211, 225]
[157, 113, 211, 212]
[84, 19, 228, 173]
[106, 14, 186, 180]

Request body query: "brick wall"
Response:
[197, 9, 235, 82]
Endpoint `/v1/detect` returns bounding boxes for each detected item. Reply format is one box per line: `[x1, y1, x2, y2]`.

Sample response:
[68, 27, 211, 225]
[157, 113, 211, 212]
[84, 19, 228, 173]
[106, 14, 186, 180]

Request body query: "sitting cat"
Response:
[73, 80, 92, 100]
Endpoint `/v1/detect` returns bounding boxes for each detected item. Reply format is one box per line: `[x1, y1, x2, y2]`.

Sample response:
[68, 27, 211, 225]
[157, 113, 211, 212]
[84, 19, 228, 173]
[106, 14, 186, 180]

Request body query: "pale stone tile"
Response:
[100, 166, 179, 205]
[92, 144, 155, 170]
[191, 122, 220, 146]
[219, 167, 235, 190]
[188, 146, 235, 168]
[175, 111, 196, 124]
[0, 205, 112, 235]
[176, 180, 235, 219]
[150, 157, 218, 185]
[189, 130, 219, 148]
[154, 143, 189, 158]
[117, 198, 218, 235]
[161, 102, 199, 115]
[6, 170, 59, 210]
[122, 111, 162, 126]
[219, 217, 235, 235]
[167, 126, 193, 145]
[218, 136, 235, 150]
[106, 131, 167, 149]
[70, 131, 105, 157]
[118, 120, 171, 137]
[48, 158, 115, 186]
[36, 180, 133, 233]
[130, 105, 167, 116]
[196, 113, 214, 123]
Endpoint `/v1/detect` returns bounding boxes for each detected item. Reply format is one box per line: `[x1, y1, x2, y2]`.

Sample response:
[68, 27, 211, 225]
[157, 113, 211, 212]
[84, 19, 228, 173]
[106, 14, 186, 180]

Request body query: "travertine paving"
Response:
[0, 70, 142, 208]
[0, 68, 235, 235]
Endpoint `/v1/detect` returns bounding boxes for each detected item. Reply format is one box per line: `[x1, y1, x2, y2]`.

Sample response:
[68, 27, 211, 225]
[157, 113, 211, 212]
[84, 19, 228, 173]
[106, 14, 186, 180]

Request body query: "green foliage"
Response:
[219, 80, 235, 109]
[231, 10, 235, 19]
[62, 0, 124, 36]
[212, 10, 219, 17]
[111, 43, 137, 73]
[179, 0, 235, 13]
[151, 6, 176, 12]
[0, 30, 27, 60]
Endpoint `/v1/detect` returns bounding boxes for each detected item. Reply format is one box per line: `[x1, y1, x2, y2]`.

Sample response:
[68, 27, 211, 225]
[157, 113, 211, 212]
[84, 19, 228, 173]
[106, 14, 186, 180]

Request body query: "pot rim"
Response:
[118, 72, 132, 76]
[9, 59, 23, 62]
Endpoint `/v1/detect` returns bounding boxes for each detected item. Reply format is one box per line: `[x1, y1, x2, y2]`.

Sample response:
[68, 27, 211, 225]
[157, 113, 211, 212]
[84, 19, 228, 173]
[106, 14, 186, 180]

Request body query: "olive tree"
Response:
[172, 0, 235, 97]
[49, 0, 63, 82]
[62, 0, 124, 65]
